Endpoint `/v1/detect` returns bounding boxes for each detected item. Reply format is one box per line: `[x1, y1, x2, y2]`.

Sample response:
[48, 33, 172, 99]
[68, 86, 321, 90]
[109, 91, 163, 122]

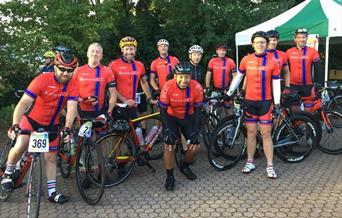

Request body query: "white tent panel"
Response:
[235, 0, 310, 46]
[321, 0, 342, 37]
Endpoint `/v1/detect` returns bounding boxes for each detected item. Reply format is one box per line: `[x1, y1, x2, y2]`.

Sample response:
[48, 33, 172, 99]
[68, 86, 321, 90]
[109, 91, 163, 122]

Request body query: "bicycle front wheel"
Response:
[208, 118, 246, 171]
[75, 141, 105, 205]
[327, 95, 342, 114]
[96, 132, 136, 187]
[318, 110, 342, 154]
[274, 114, 316, 163]
[202, 112, 219, 149]
[26, 154, 42, 218]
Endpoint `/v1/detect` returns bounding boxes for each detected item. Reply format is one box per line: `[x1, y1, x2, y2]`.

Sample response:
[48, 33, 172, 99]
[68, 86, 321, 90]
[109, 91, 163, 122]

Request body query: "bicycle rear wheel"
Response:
[75, 141, 105, 205]
[318, 111, 342, 154]
[26, 154, 42, 218]
[208, 118, 246, 171]
[274, 114, 316, 163]
[96, 132, 136, 187]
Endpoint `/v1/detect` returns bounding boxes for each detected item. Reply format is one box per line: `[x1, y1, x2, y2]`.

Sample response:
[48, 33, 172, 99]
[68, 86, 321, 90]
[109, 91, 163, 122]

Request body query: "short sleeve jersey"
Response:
[109, 57, 145, 101]
[239, 53, 280, 101]
[286, 46, 320, 85]
[159, 79, 203, 119]
[207, 57, 236, 89]
[74, 64, 115, 111]
[150, 55, 179, 89]
[267, 49, 288, 69]
[24, 72, 79, 126]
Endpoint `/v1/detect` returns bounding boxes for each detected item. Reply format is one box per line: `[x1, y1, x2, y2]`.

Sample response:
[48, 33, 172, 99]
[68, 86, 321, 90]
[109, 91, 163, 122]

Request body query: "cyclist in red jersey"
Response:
[159, 62, 203, 191]
[2, 48, 79, 203]
[109, 36, 156, 120]
[205, 43, 236, 110]
[227, 31, 281, 179]
[286, 28, 323, 111]
[266, 30, 290, 88]
[150, 39, 179, 95]
[74, 42, 117, 134]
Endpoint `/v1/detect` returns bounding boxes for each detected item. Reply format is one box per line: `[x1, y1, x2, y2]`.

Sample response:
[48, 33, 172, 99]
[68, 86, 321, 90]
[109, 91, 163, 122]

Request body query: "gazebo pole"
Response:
[324, 36, 330, 85]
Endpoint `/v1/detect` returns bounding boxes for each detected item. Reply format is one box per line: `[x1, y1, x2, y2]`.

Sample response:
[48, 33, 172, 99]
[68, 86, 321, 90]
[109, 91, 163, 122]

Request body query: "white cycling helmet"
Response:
[157, 39, 169, 46]
[188, 45, 204, 54]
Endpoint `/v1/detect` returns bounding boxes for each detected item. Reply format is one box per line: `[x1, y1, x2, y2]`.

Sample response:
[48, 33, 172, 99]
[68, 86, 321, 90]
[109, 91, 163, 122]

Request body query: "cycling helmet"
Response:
[215, 43, 228, 50]
[43, 51, 56, 58]
[251, 31, 269, 43]
[157, 39, 169, 46]
[119, 36, 138, 48]
[294, 28, 308, 36]
[188, 45, 204, 54]
[267, 30, 280, 39]
[174, 62, 192, 74]
[54, 46, 78, 68]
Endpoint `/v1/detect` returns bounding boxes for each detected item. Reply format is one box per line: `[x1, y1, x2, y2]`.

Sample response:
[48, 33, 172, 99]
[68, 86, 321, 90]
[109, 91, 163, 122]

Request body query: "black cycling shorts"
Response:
[163, 113, 195, 144]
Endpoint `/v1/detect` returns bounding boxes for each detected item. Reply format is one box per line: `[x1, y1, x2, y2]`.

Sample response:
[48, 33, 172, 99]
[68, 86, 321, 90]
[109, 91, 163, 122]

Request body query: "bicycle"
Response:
[300, 86, 342, 154]
[95, 104, 164, 187]
[0, 130, 51, 218]
[67, 115, 106, 205]
[324, 80, 342, 113]
[208, 95, 317, 171]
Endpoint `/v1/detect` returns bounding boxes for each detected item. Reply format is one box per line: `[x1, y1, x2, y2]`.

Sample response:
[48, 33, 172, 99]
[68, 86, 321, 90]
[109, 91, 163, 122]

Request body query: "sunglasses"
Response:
[57, 66, 75, 73]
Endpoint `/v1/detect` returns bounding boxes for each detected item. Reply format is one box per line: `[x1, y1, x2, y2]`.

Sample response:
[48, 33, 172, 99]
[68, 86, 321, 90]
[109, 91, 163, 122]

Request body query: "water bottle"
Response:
[145, 125, 158, 143]
[16, 152, 26, 170]
[19, 153, 28, 168]
[69, 137, 77, 156]
[135, 127, 145, 146]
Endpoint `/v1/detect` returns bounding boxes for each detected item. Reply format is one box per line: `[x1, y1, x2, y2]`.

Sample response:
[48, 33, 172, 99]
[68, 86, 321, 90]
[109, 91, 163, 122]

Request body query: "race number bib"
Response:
[28, 131, 49, 153]
[136, 92, 142, 104]
[78, 121, 93, 138]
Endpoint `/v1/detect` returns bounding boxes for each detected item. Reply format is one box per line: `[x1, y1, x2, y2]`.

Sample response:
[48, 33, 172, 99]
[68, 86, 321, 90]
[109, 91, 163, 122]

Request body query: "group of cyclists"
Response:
[1, 27, 323, 202]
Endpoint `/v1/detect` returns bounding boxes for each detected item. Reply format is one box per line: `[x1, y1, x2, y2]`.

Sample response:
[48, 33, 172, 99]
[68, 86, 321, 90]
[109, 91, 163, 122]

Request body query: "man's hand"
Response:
[125, 99, 136, 107]
[189, 130, 200, 145]
[8, 124, 20, 140]
[60, 127, 71, 143]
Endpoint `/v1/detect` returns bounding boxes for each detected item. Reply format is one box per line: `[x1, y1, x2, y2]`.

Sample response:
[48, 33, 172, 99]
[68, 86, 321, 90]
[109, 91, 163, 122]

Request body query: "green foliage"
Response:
[0, 104, 15, 128]
[0, 0, 310, 112]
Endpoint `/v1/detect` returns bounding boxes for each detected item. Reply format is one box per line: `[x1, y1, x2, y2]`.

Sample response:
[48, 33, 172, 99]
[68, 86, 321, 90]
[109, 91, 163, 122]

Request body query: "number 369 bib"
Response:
[28, 131, 49, 153]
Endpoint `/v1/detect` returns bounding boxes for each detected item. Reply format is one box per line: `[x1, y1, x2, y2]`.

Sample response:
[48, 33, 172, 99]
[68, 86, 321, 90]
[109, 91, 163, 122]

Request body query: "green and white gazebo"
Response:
[235, 0, 342, 81]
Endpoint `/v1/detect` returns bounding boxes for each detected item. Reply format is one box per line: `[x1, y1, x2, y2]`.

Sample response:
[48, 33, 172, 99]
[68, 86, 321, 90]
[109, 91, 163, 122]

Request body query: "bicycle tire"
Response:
[318, 110, 342, 154]
[175, 142, 185, 169]
[291, 110, 322, 145]
[57, 141, 72, 178]
[208, 117, 246, 171]
[95, 132, 136, 187]
[142, 117, 164, 161]
[202, 112, 219, 149]
[26, 154, 42, 218]
[326, 95, 342, 114]
[75, 140, 105, 205]
[274, 114, 316, 163]
[0, 140, 15, 201]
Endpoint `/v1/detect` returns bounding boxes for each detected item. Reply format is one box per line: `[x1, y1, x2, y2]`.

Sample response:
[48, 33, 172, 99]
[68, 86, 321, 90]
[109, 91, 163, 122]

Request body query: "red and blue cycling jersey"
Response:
[286, 46, 320, 85]
[24, 72, 79, 126]
[239, 53, 280, 101]
[74, 64, 115, 111]
[207, 57, 236, 89]
[159, 79, 203, 119]
[150, 55, 179, 89]
[109, 57, 145, 102]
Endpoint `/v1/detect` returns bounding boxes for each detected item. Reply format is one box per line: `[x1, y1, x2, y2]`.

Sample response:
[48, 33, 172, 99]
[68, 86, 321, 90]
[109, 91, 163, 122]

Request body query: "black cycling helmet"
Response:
[174, 61, 192, 74]
[267, 30, 280, 39]
[251, 31, 269, 43]
[294, 28, 309, 36]
[215, 43, 228, 50]
[53, 45, 78, 68]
